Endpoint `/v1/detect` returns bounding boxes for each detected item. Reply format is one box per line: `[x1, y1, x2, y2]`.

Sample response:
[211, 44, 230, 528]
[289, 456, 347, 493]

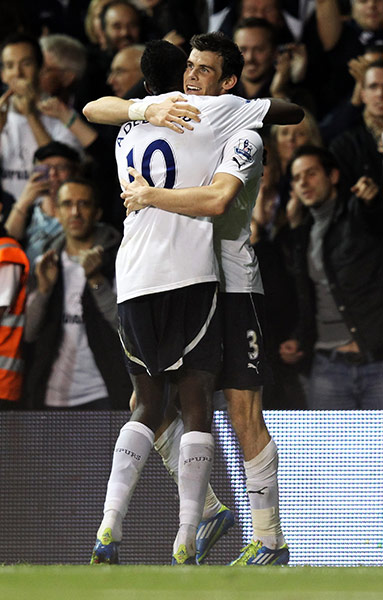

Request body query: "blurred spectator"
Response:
[240, 0, 295, 43]
[107, 45, 144, 97]
[0, 33, 81, 214]
[5, 141, 80, 269]
[233, 18, 278, 99]
[280, 145, 383, 409]
[24, 178, 132, 409]
[314, 0, 383, 116]
[78, 1, 143, 109]
[0, 202, 29, 408]
[320, 44, 383, 143]
[37, 34, 100, 148]
[248, 111, 322, 409]
[330, 59, 383, 200]
[262, 109, 322, 216]
[102, 0, 142, 53]
[85, 0, 112, 50]
[39, 34, 87, 109]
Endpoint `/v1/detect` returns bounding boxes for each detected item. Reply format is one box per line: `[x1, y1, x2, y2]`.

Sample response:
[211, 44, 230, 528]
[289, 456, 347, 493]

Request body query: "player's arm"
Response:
[83, 95, 200, 133]
[122, 168, 243, 217]
[263, 98, 304, 125]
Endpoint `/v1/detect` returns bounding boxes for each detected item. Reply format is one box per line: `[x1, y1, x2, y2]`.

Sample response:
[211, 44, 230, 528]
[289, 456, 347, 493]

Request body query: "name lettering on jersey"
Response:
[117, 120, 149, 147]
[233, 138, 257, 168]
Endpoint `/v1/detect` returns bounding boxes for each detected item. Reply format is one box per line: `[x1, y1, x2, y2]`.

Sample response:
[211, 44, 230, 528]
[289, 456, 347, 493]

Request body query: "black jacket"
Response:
[290, 193, 383, 362]
[330, 122, 383, 200]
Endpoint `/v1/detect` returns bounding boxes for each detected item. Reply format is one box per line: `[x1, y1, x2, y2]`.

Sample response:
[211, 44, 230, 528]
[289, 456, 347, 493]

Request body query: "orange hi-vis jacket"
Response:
[0, 237, 30, 402]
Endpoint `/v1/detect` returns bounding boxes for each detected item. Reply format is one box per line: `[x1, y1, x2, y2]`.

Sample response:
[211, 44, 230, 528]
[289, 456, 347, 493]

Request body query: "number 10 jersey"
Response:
[115, 93, 270, 303]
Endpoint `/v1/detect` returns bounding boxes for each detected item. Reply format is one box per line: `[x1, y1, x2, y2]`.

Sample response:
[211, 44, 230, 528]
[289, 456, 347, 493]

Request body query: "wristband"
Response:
[65, 111, 77, 128]
[128, 102, 149, 121]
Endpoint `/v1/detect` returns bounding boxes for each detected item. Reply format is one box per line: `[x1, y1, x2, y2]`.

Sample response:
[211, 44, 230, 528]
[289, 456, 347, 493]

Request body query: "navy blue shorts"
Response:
[118, 282, 221, 377]
[218, 292, 272, 390]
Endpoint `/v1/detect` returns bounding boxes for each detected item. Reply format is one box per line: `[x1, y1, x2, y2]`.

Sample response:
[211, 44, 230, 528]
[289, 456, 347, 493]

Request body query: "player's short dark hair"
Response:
[34, 142, 80, 164]
[141, 40, 187, 95]
[56, 176, 100, 207]
[190, 32, 244, 83]
[0, 32, 43, 69]
[289, 145, 339, 177]
[100, 0, 140, 32]
[234, 17, 278, 49]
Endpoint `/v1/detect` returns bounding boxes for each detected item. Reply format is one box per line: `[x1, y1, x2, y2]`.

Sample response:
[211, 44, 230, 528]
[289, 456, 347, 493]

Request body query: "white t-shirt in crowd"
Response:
[115, 93, 270, 303]
[45, 252, 108, 408]
[0, 106, 82, 201]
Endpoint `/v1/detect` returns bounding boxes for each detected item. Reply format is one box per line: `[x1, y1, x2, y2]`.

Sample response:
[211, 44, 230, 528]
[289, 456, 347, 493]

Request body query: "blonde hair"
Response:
[85, 0, 112, 44]
[266, 108, 322, 185]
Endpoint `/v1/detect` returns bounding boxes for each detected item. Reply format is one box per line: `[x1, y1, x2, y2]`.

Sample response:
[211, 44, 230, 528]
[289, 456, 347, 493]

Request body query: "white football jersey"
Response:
[0, 106, 81, 201]
[115, 93, 270, 302]
[214, 129, 264, 294]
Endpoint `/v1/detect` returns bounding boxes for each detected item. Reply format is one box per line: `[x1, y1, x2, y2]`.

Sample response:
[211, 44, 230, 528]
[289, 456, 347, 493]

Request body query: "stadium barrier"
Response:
[1, 410, 382, 565]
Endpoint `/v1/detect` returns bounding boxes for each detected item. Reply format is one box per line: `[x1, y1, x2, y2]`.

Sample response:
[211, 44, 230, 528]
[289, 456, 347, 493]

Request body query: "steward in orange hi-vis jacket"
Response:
[0, 235, 29, 403]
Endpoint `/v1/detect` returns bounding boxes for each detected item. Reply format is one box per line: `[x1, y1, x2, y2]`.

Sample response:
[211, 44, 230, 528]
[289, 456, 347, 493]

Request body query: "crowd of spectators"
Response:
[0, 0, 382, 410]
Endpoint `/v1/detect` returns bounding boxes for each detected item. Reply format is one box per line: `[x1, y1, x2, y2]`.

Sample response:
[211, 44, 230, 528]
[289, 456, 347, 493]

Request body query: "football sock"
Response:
[98, 421, 154, 541]
[174, 431, 214, 556]
[154, 416, 222, 520]
[244, 438, 285, 550]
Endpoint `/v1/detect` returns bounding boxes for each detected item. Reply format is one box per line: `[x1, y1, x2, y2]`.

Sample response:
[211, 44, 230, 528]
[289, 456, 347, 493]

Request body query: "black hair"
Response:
[0, 32, 43, 69]
[57, 176, 100, 207]
[190, 31, 244, 83]
[289, 145, 339, 177]
[141, 40, 187, 95]
[234, 17, 278, 49]
[34, 141, 80, 164]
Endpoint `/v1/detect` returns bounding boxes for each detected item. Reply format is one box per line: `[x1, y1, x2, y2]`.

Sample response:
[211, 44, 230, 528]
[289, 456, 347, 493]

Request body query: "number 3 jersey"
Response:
[115, 93, 270, 303]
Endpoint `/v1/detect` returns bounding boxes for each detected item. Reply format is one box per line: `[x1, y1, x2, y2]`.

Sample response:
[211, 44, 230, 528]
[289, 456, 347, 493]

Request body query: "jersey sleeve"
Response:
[198, 95, 271, 142]
[215, 129, 263, 185]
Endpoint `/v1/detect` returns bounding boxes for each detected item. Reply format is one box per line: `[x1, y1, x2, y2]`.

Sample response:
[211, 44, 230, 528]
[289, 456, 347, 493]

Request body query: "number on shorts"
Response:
[247, 329, 259, 360]
[127, 140, 176, 188]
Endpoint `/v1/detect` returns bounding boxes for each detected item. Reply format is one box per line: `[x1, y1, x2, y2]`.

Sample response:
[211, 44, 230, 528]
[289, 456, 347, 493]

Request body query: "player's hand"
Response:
[78, 245, 104, 279]
[121, 170, 151, 215]
[350, 176, 379, 203]
[145, 96, 200, 133]
[279, 339, 304, 364]
[35, 249, 59, 295]
[0, 88, 13, 132]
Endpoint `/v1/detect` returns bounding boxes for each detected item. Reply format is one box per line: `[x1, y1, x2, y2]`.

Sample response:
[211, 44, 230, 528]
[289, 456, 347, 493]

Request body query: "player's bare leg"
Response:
[225, 387, 289, 565]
